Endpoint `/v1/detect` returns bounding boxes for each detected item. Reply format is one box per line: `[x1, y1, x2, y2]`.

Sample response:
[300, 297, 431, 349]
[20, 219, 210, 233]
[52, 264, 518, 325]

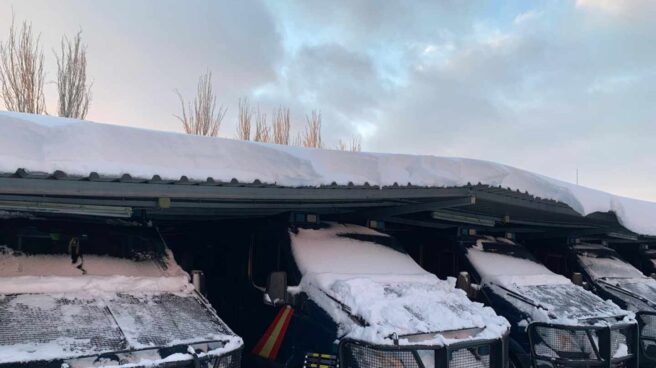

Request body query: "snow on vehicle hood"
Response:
[291, 223, 509, 345]
[0, 111, 655, 236]
[465, 238, 631, 325]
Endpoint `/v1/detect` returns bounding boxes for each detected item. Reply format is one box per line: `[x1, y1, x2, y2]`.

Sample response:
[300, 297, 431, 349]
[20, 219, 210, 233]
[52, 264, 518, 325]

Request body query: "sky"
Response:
[1, 0, 655, 201]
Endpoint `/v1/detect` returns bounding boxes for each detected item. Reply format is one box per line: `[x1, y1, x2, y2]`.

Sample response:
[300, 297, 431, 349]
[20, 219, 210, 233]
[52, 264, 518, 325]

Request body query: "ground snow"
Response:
[0, 112, 655, 236]
[290, 223, 509, 345]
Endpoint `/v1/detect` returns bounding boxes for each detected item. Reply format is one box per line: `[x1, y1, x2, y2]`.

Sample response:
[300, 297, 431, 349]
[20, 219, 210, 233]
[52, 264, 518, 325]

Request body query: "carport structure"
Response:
[0, 169, 650, 245]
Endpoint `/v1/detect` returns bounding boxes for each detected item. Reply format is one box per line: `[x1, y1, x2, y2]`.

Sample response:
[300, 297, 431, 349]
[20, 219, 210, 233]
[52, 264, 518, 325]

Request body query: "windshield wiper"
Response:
[597, 279, 656, 307]
[321, 291, 369, 327]
[493, 283, 551, 312]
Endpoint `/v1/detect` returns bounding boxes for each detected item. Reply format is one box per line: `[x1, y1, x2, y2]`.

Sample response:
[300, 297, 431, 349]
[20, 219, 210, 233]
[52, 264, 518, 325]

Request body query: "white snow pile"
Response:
[465, 237, 632, 325]
[0, 111, 655, 236]
[290, 223, 509, 346]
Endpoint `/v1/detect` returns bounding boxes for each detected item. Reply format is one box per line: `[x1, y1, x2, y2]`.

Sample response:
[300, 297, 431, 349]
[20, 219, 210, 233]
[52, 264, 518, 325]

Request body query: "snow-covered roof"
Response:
[1, 111, 655, 235]
[290, 223, 509, 345]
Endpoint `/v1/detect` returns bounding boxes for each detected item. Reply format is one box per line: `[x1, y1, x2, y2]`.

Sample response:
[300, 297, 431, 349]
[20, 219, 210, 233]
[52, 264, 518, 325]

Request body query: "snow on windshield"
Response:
[0, 292, 242, 364]
[1, 111, 656, 237]
[290, 223, 509, 345]
[575, 246, 645, 280]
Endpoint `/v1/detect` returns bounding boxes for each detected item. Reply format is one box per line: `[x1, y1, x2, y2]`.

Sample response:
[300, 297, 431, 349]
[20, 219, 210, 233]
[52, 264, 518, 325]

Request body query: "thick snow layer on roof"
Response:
[578, 252, 648, 279]
[1, 112, 656, 235]
[465, 237, 568, 286]
[465, 238, 631, 324]
[290, 223, 509, 345]
[0, 247, 189, 294]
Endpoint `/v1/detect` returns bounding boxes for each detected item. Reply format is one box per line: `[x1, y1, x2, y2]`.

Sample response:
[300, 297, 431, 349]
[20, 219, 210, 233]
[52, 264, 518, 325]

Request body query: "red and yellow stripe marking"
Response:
[252, 305, 294, 360]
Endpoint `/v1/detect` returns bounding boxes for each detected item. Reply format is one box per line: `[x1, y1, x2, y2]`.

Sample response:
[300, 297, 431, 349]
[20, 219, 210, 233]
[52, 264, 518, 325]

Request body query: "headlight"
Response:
[342, 343, 416, 368]
[534, 327, 595, 359]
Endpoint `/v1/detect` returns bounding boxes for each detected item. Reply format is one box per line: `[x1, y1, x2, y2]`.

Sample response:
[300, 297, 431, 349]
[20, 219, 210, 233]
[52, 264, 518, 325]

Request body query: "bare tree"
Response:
[253, 108, 270, 142]
[174, 71, 226, 136]
[350, 136, 362, 152]
[236, 97, 252, 140]
[300, 110, 322, 148]
[0, 17, 46, 113]
[272, 106, 290, 145]
[56, 31, 91, 119]
[337, 137, 362, 152]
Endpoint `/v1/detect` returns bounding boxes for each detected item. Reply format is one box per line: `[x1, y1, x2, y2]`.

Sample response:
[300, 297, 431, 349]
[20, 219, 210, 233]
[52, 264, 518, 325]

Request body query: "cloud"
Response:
[1, 0, 655, 200]
[576, 0, 656, 17]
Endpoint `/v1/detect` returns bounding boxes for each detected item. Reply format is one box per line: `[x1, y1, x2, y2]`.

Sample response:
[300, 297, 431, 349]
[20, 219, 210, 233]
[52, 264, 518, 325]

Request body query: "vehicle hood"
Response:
[0, 290, 241, 364]
[491, 281, 630, 324]
[598, 277, 656, 311]
[302, 273, 509, 346]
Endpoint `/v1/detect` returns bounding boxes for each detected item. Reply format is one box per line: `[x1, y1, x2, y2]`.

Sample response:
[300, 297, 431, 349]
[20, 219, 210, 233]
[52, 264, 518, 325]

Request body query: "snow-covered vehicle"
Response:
[569, 243, 656, 367]
[457, 235, 638, 368]
[249, 222, 509, 368]
[0, 220, 242, 368]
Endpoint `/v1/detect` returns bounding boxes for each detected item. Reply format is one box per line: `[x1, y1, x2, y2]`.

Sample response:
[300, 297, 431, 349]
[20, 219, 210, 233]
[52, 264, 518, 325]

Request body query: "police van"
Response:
[568, 243, 656, 367]
[454, 235, 638, 368]
[247, 222, 509, 368]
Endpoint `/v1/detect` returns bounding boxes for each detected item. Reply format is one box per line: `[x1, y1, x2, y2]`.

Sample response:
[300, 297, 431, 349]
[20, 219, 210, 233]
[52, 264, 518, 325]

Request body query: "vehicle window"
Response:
[0, 220, 164, 260]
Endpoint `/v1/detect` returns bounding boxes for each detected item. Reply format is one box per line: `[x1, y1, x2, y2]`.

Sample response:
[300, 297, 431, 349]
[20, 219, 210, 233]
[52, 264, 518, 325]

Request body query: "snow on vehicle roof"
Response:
[465, 237, 568, 286]
[0, 247, 189, 294]
[464, 238, 630, 324]
[1, 111, 655, 236]
[573, 245, 646, 280]
[290, 223, 509, 345]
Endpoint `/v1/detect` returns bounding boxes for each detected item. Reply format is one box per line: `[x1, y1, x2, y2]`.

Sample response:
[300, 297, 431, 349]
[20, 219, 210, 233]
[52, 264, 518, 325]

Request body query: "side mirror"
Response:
[265, 271, 288, 306]
[571, 272, 583, 286]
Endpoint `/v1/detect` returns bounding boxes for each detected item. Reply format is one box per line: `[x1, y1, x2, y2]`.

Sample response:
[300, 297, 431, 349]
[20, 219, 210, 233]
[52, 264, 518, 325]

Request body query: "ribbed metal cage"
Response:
[339, 337, 502, 368]
[209, 348, 241, 368]
[637, 311, 656, 365]
[449, 345, 492, 368]
[528, 322, 638, 368]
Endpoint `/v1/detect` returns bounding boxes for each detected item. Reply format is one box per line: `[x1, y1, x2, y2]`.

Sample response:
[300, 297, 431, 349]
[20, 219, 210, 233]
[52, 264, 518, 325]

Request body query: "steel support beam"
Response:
[343, 196, 476, 220]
